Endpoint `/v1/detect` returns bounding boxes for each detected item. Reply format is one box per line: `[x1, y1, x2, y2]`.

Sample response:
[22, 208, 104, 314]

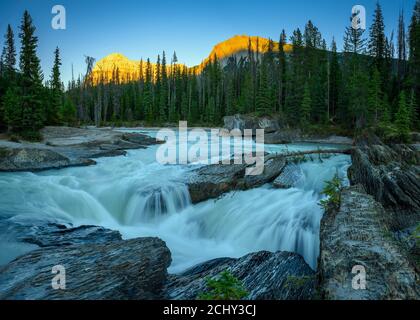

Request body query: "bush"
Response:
[198, 270, 248, 300]
[319, 173, 343, 211]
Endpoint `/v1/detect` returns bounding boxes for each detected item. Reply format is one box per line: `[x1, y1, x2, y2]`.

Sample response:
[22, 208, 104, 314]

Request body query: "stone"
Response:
[167, 251, 315, 300]
[318, 186, 420, 300]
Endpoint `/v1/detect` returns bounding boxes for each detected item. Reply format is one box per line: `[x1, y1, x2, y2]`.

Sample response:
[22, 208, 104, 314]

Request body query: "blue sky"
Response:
[0, 0, 416, 84]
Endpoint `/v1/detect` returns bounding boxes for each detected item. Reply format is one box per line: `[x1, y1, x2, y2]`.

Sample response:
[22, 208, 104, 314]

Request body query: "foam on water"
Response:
[0, 129, 351, 272]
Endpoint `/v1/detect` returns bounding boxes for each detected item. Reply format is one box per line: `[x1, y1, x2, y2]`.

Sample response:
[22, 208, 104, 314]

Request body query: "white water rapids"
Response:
[0, 129, 351, 272]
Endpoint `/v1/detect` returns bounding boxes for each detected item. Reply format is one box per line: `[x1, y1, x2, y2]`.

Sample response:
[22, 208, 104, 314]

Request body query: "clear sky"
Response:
[0, 0, 416, 84]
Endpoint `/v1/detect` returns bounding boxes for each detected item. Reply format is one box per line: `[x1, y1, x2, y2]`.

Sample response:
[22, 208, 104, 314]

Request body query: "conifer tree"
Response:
[278, 30, 287, 113]
[329, 38, 341, 123]
[18, 10, 45, 137]
[49, 47, 62, 124]
[395, 91, 411, 140]
[159, 51, 168, 122]
[4, 24, 16, 78]
[301, 82, 312, 126]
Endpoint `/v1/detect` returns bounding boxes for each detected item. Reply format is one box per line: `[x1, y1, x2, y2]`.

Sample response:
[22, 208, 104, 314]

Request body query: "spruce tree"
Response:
[49, 47, 62, 124]
[395, 91, 411, 140]
[3, 87, 21, 131]
[143, 58, 153, 123]
[329, 38, 341, 123]
[278, 30, 287, 113]
[18, 10, 45, 137]
[301, 82, 312, 126]
[256, 63, 271, 116]
[159, 51, 168, 122]
[4, 24, 16, 78]
[367, 68, 382, 125]
[368, 2, 387, 68]
[409, 0, 420, 125]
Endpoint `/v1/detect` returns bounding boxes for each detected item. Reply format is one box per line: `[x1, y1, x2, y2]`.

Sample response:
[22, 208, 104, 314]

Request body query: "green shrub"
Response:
[319, 173, 343, 211]
[197, 270, 248, 300]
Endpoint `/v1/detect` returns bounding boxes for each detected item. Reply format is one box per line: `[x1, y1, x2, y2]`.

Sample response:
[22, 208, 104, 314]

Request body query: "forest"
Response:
[0, 1, 419, 141]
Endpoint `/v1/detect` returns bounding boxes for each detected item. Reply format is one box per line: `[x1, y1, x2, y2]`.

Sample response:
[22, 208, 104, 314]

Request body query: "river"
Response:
[0, 129, 351, 272]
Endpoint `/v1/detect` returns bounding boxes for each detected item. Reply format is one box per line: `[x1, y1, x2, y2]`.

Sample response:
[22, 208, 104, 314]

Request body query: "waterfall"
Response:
[124, 184, 191, 224]
[0, 129, 351, 272]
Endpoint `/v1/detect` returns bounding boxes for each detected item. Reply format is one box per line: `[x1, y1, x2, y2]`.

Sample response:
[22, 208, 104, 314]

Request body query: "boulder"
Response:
[348, 136, 420, 230]
[0, 147, 95, 172]
[122, 132, 165, 146]
[223, 114, 280, 133]
[167, 251, 316, 300]
[0, 127, 164, 172]
[0, 237, 171, 300]
[318, 185, 420, 300]
[186, 155, 286, 203]
[273, 164, 304, 189]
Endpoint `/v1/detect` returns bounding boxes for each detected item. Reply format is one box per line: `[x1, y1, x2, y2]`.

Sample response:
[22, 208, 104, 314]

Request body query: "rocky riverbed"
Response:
[0, 125, 418, 300]
[0, 126, 164, 172]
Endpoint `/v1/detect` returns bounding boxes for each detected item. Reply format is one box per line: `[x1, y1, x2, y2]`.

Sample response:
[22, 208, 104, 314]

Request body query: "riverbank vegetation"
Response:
[0, 2, 419, 142]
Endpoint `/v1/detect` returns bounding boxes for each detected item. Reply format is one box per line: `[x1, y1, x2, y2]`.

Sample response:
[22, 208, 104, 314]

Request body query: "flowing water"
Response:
[0, 129, 351, 272]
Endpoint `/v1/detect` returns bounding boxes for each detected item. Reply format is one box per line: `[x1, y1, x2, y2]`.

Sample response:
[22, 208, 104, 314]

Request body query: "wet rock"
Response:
[18, 224, 122, 248]
[0, 237, 171, 300]
[223, 114, 280, 133]
[167, 251, 316, 300]
[348, 135, 420, 230]
[122, 132, 165, 146]
[0, 127, 163, 172]
[187, 155, 286, 203]
[264, 130, 353, 145]
[273, 164, 304, 189]
[318, 185, 420, 300]
[0, 147, 95, 172]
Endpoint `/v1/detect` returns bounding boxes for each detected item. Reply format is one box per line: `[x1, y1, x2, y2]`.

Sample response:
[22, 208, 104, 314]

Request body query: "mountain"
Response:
[90, 35, 292, 84]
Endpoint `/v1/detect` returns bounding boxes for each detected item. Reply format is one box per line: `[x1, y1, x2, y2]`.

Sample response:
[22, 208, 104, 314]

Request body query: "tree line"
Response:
[0, 2, 419, 141]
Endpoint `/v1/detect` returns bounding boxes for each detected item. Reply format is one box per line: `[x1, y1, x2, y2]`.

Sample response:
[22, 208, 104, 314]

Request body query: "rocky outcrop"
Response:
[264, 130, 353, 145]
[0, 147, 95, 172]
[0, 236, 171, 300]
[348, 135, 420, 230]
[167, 251, 315, 300]
[186, 155, 286, 203]
[318, 185, 420, 300]
[273, 164, 304, 189]
[0, 127, 164, 172]
[223, 114, 281, 133]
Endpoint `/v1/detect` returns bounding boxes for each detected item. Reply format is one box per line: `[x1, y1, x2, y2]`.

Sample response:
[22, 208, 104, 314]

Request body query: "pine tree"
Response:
[368, 2, 387, 68]
[159, 51, 168, 122]
[329, 38, 342, 123]
[395, 91, 411, 140]
[278, 30, 287, 113]
[397, 10, 407, 83]
[4, 24, 16, 78]
[367, 68, 382, 125]
[286, 28, 305, 124]
[256, 63, 271, 116]
[49, 47, 62, 124]
[18, 10, 45, 137]
[3, 87, 21, 130]
[143, 58, 153, 123]
[59, 98, 77, 126]
[409, 0, 420, 126]
[301, 82, 312, 126]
